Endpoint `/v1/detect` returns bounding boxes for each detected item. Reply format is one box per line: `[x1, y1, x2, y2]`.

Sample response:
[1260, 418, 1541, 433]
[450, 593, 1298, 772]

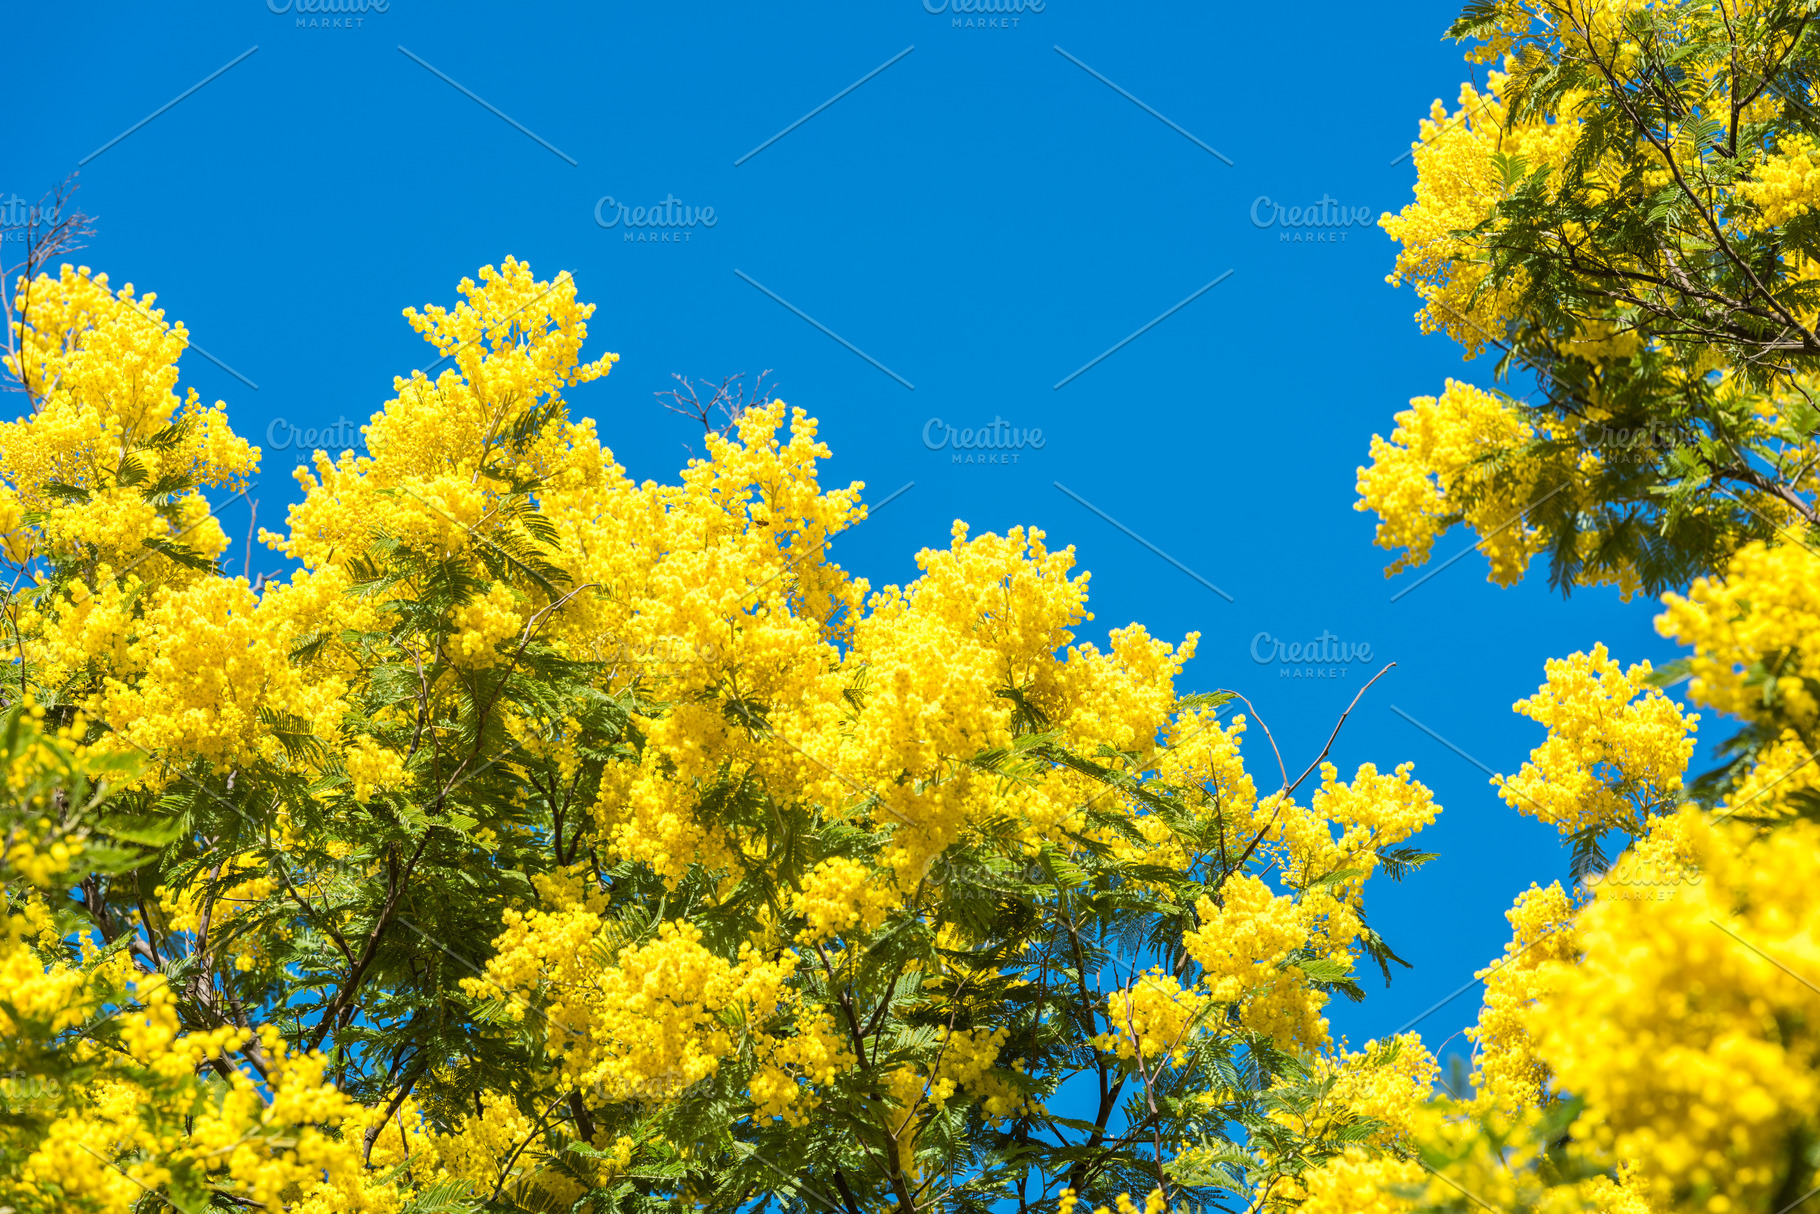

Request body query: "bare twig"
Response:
[656, 371, 778, 456]
[2, 174, 97, 411]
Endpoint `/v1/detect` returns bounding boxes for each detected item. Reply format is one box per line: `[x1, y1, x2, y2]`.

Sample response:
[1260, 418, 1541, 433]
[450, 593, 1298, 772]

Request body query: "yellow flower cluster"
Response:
[1290, 1146, 1426, 1214]
[1321, 1034, 1441, 1147]
[931, 1025, 1028, 1121]
[1292, 1094, 1656, 1214]
[1380, 72, 1578, 358]
[450, 580, 525, 667]
[1059, 1187, 1169, 1214]
[97, 576, 297, 766]
[1531, 811, 1820, 1211]
[1185, 873, 1329, 1050]
[464, 898, 818, 1115]
[1354, 380, 1540, 583]
[1741, 134, 1820, 225]
[0, 703, 117, 890]
[431, 1090, 587, 1210]
[1, 266, 256, 577]
[1494, 644, 1699, 835]
[1169, 760, 1440, 1053]
[792, 855, 895, 943]
[1097, 970, 1208, 1064]
[1659, 540, 1820, 736]
[1465, 881, 1580, 1110]
[749, 1006, 854, 1125]
[1261, 1031, 1442, 1206]
[879, 1027, 1032, 1167]
[342, 733, 410, 801]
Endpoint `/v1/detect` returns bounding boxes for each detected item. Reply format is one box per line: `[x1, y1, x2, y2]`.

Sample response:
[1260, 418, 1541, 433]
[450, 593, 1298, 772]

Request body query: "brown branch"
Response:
[1062, 896, 1129, 1197]
[1580, 8, 1820, 352]
[1225, 663, 1399, 877]
[306, 832, 431, 1053]
[1112, 961, 1172, 1205]
[2, 174, 96, 411]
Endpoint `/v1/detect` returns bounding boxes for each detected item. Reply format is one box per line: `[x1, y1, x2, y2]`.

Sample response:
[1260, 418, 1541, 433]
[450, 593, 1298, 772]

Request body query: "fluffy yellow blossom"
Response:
[1741, 133, 1820, 225]
[1381, 71, 1576, 358]
[1530, 811, 1820, 1211]
[1098, 970, 1209, 1064]
[1355, 379, 1540, 583]
[343, 732, 410, 800]
[1658, 540, 1820, 736]
[1494, 644, 1699, 836]
[1323, 1034, 1441, 1146]
[1465, 882, 1580, 1110]
[1184, 873, 1328, 1049]
[792, 855, 895, 943]
[450, 580, 525, 667]
[1, 265, 256, 580]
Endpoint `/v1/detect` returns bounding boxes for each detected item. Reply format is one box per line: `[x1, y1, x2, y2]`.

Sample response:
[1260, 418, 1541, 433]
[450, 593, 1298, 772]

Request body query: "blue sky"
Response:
[10, 0, 1677, 1067]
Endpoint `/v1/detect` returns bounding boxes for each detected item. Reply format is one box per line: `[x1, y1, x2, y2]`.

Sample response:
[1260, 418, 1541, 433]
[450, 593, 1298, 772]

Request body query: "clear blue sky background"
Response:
[12, 0, 1678, 1072]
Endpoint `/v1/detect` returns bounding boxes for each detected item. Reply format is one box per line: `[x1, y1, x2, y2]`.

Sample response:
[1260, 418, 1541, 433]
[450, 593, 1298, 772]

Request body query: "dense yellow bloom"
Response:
[1291, 1147, 1426, 1214]
[1184, 873, 1327, 1050]
[792, 855, 894, 943]
[1322, 1034, 1441, 1147]
[342, 733, 410, 801]
[1, 257, 1452, 1211]
[1098, 970, 1208, 1064]
[1381, 71, 1580, 358]
[465, 893, 810, 1111]
[1739, 133, 1820, 225]
[1494, 644, 1699, 835]
[1531, 812, 1820, 1211]
[1659, 540, 1820, 736]
[1354, 380, 1539, 583]
[1, 266, 256, 579]
[1465, 881, 1580, 1110]
[98, 576, 296, 766]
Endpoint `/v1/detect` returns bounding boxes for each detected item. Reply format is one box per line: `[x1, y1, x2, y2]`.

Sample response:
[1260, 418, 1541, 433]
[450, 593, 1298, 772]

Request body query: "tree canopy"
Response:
[1346, 0, 1820, 1209]
[1, 258, 1445, 1214]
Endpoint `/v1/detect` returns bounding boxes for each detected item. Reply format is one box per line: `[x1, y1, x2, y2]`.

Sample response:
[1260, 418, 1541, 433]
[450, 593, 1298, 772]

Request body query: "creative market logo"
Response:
[1251, 195, 1378, 244]
[924, 0, 1043, 29]
[1591, 422, 1677, 463]
[267, 0, 388, 29]
[595, 195, 718, 244]
[0, 195, 62, 241]
[1250, 630, 1374, 679]
[267, 417, 369, 466]
[600, 635, 721, 669]
[1590, 851, 1703, 900]
[922, 417, 1045, 466]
